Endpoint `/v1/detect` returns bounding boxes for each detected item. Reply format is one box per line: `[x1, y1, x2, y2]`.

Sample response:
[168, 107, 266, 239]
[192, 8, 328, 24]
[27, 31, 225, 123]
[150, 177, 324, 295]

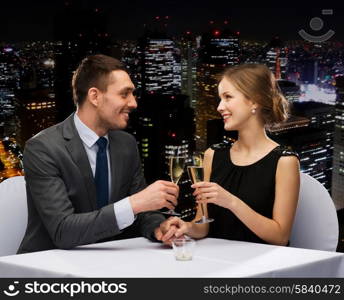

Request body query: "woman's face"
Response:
[217, 77, 257, 131]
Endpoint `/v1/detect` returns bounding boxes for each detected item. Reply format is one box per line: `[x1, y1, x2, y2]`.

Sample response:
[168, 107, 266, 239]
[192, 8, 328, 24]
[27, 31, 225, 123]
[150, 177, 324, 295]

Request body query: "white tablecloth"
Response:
[0, 238, 343, 277]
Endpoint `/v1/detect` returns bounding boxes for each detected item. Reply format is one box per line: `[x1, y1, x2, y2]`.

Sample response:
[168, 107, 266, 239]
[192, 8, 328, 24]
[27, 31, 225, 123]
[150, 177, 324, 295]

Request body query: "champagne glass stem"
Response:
[200, 203, 205, 216]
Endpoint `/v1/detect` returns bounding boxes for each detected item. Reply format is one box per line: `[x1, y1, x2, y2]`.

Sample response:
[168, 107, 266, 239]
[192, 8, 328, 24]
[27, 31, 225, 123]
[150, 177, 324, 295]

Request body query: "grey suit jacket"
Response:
[18, 114, 165, 253]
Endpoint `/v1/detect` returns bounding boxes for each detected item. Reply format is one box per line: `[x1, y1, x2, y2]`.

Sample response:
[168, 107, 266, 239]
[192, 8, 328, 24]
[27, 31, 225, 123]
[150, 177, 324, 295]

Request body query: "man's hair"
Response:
[72, 54, 127, 106]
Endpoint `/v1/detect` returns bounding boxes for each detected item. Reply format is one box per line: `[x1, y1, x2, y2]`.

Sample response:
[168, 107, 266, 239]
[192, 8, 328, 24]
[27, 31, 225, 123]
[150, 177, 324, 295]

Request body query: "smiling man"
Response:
[18, 54, 179, 253]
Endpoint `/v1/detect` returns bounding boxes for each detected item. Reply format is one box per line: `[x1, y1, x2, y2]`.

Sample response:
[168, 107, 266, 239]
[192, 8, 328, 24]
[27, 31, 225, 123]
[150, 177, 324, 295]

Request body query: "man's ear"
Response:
[87, 87, 101, 107]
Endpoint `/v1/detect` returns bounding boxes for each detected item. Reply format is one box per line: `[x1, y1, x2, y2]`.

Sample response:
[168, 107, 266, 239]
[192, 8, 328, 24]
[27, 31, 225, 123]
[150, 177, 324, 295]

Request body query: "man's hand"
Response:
[129, 180, 179, 214]
[155, 217, 189, 245]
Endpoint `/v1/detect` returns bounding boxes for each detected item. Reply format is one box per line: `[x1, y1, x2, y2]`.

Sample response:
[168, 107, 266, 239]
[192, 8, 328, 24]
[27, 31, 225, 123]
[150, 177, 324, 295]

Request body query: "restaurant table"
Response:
[0, 238, 343, 277]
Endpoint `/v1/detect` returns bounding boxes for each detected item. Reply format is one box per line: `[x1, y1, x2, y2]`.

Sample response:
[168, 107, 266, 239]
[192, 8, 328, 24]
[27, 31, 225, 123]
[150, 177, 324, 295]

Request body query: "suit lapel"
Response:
[62, 114, 97, 210]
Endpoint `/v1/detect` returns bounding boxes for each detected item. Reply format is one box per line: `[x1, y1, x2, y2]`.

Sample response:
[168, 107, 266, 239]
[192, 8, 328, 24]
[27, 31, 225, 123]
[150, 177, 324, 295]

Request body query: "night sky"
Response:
[1, 0, 344, 42]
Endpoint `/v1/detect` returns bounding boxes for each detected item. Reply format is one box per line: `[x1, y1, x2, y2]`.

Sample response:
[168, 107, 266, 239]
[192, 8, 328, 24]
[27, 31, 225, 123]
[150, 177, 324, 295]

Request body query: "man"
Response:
[18, 54, 178, 253]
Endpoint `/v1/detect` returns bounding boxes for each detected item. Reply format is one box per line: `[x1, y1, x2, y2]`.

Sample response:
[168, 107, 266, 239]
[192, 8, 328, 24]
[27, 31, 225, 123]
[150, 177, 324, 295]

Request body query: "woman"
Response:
[157, 63, 300, 246]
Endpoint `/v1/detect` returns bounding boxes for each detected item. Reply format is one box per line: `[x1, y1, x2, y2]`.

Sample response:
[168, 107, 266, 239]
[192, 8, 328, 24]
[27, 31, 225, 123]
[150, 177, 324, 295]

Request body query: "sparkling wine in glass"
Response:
[170, 156, 185, 184]
[187, 166, 214, 224]
[161, 156, 185, 216]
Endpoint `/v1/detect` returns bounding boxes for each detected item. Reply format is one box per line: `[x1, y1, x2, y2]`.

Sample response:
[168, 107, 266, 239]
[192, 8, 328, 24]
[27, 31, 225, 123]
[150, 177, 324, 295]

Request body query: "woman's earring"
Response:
[251, 108, 256, 114]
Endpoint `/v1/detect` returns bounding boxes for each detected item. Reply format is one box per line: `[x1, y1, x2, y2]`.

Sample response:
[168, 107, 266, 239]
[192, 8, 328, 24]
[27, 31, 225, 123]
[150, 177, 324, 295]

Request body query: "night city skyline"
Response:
[0, 1, 344, 245]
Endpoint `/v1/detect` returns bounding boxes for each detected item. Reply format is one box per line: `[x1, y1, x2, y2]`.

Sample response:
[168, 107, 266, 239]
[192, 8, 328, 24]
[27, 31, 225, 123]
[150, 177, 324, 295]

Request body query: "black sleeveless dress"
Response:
[208, 142, 299, 244]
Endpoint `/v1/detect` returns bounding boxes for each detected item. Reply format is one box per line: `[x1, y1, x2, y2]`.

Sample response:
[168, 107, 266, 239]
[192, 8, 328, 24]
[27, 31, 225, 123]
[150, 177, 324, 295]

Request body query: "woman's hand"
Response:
[192, 182, 235, 209]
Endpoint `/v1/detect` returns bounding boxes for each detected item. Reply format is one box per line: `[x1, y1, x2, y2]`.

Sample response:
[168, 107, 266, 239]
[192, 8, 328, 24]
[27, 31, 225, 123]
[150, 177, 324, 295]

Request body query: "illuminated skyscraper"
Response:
[268, 114, 333, 190]
[276, 76, 335, 191]
[290, 102, 335, 191]
[196, 28, 240, 149]
[140, 36, 181, 95]
[266, 37, 288, 80]
[17, 89, 57, 143]
[0, 47, 21, 142]
[120, 40, 142, 93]
[332, 75, 344, 210]
[178, 33, 197, 108]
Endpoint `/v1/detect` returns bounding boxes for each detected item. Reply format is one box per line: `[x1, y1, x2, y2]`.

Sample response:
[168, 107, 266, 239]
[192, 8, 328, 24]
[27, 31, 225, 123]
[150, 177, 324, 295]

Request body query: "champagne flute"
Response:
[170, 156, 185, 185]
[161, 155, 186, 216]
[187, 165, 214, 224]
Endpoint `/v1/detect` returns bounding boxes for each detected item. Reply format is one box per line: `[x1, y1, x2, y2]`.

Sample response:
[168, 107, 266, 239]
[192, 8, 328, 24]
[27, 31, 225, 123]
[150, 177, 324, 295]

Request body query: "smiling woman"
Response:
[158, 63, 301, 247]
[218, 64, 289, 132]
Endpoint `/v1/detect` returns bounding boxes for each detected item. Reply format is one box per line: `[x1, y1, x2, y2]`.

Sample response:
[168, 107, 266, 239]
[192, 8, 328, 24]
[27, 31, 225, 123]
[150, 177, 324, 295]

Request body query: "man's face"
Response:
[97, 70, 137, 131]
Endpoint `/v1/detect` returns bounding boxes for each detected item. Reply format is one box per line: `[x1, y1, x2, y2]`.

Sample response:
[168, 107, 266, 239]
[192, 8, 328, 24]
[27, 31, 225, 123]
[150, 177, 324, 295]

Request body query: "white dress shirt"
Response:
[74, 113, 134, 230]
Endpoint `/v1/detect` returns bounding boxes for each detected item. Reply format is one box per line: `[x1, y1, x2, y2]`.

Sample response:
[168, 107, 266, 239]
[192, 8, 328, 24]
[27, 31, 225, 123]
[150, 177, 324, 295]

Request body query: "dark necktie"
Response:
[95, 137, 109, 209]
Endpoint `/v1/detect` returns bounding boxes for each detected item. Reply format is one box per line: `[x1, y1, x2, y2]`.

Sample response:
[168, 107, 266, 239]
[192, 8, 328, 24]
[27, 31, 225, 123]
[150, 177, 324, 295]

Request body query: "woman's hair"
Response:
[220, 64, 289, 125]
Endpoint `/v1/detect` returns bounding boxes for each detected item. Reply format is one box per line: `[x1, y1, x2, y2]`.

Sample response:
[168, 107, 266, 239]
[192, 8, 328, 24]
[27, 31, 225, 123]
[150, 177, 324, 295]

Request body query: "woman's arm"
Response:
[194, 155, 300, 245]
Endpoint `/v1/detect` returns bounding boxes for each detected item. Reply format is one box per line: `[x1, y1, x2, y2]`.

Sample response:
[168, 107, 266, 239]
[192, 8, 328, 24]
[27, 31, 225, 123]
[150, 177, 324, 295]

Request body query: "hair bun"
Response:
[271, 91, 289, 124]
